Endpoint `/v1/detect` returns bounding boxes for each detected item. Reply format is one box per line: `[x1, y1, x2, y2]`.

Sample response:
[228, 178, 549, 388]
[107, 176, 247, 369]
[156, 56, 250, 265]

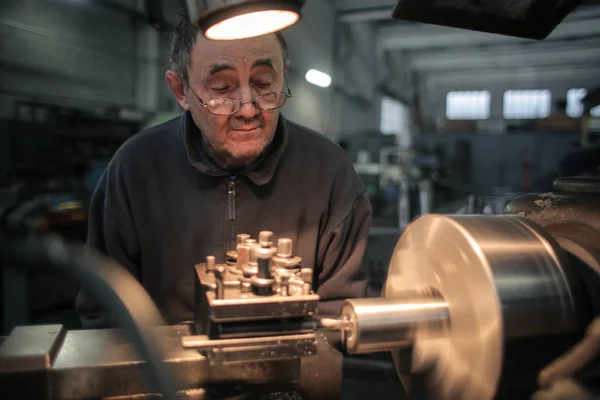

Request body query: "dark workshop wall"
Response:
[0, 0, 142, 116]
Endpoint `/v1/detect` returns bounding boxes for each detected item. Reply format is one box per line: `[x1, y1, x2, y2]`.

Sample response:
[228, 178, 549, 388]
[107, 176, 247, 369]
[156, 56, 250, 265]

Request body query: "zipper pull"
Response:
[228, 176, 236, 220]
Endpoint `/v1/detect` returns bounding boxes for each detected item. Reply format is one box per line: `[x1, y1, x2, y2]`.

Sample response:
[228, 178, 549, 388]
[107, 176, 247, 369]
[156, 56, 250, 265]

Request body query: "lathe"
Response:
[1, 175, 599, 399]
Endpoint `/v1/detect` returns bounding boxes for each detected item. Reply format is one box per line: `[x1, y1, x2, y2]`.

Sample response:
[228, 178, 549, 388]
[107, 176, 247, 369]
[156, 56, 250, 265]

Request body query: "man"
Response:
[75, 18, 372, 329]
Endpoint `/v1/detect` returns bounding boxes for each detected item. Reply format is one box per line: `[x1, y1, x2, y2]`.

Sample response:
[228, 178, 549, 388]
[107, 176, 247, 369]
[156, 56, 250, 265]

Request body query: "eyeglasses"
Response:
[187, 77, 292, 116]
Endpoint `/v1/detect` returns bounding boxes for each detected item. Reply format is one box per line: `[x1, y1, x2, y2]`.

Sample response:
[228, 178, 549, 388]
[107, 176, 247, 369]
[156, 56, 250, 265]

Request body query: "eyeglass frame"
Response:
[184, 75, 292, 116]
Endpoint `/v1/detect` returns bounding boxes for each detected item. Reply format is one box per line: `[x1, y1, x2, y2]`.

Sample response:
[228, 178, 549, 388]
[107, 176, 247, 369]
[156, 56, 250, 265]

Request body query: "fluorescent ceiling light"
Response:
[305, 69, 331, 88]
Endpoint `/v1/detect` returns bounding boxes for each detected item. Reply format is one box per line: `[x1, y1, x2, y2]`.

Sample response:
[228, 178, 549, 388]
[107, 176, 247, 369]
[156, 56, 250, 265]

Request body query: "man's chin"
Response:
[225, 147, 267, 169]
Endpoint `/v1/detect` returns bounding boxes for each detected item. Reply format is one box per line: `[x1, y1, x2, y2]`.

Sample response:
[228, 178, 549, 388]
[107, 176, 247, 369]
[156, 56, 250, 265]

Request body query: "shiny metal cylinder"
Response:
[237, 233, 250, 245]
[259, 231, 273, 247]
[341, 292, 450, 354]
[236, 243, 250, 267]
[206, 256, 216, 271]
[301, 268, 312, 295]
[385, 214, 583, 400]
[277, 238, 293, 257]
[214, 266, 225, 299]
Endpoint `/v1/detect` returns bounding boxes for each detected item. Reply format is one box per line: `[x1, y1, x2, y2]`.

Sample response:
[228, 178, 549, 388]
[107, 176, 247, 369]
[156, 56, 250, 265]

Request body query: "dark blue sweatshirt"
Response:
[75, 112, 372, 328]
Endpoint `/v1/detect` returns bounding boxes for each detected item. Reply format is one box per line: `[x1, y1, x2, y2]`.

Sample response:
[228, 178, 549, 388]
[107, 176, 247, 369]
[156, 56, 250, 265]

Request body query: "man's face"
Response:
[182, 34, 287, 168]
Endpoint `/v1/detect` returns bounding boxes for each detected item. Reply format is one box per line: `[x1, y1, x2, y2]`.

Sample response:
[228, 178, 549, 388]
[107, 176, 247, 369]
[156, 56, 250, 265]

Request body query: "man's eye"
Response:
[212, 86, 230, 93]
[254, 82, 273, 89]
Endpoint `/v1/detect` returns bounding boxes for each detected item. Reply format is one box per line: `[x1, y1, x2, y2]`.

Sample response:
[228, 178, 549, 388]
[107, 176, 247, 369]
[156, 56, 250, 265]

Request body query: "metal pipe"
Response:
[341, 292, 450, 354]
[398, 179, 410, 229]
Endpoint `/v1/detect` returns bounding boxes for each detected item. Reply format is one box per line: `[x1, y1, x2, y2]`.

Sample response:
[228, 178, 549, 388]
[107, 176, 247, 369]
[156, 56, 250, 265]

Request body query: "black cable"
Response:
[0, 233, 179, 400]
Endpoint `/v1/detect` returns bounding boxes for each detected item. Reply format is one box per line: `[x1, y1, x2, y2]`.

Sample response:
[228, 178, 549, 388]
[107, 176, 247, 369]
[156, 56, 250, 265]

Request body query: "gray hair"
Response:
[169, 17, 289, 87]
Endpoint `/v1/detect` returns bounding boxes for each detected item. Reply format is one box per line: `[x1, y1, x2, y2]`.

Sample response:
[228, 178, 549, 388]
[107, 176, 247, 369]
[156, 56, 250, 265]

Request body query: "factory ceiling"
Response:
[335, 0, 600, 88]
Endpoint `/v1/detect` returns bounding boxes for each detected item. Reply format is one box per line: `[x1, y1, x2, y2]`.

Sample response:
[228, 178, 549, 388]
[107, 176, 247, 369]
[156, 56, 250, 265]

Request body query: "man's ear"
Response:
[284, 60, 290, 76]
[165, 71, 190, 111]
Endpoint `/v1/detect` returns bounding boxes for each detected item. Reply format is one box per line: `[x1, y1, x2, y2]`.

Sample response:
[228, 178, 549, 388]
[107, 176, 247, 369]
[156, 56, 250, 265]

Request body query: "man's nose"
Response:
[237, 99, 260, 119]
[235, 86, 260, 119]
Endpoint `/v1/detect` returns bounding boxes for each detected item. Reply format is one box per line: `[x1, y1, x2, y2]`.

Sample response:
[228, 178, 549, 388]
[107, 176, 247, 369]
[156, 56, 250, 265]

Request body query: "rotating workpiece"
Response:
[324, 214, 591, 400]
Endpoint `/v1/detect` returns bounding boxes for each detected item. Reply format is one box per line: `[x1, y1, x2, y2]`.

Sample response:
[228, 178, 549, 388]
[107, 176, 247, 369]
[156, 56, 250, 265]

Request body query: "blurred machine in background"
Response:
[0, 101, 145, 334]
[2, 101, 140, 185]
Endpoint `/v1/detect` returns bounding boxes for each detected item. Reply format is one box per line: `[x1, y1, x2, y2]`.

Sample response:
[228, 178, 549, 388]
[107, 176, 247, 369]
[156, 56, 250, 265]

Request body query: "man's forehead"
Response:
[192, 34, 283, 75]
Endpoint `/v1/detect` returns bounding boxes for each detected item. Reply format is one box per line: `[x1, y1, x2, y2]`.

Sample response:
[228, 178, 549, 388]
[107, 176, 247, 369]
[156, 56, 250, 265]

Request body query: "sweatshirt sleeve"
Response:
[75, 167, 141, 329]
[314, 191, 372, 317]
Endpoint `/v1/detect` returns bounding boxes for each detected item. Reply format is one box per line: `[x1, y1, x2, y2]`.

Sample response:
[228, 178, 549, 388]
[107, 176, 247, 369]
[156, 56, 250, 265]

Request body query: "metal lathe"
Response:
[1, 175, 600, 399]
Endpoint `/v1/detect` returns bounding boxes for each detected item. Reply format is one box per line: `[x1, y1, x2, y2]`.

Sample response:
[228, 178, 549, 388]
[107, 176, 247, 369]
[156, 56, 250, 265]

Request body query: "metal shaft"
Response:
[182, 333, 315, 350]
[214, 266, 225, 299]
[257, 258, 271, 279]
[341, 292, 450, 354]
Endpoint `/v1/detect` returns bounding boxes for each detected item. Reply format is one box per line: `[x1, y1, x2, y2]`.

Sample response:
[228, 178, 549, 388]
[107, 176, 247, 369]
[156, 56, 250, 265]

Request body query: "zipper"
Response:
[228, 175, 236, 221]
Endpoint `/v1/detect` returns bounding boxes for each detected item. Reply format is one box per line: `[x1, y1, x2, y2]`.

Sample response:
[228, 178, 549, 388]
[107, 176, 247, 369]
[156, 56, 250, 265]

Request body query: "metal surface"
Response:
[384, 214, 582, 400]
[0, 323, 342, 400]
[206, 256, 216, 271]
[506, 175, 600, 276]
[340, 293, 449, 354]
[0, 325, 66, 372]
[192, 231, 324, 378]
[196, 233, 319, 340]
[181, 333, 317, 364]
[188, 0, 305, 35]
[277, 238, 293, 257]
[182, 333, 316, 349]
[0, 234, 178, 400]
[297, 331, 343, 400]
[0, 324, 297, 399]
[553, 176, 600, 194]
[195, 262, 319, 334]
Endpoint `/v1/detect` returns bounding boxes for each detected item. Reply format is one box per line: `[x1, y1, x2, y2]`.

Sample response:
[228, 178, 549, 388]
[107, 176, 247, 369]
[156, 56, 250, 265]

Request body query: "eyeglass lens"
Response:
[206, 92, 288, 115]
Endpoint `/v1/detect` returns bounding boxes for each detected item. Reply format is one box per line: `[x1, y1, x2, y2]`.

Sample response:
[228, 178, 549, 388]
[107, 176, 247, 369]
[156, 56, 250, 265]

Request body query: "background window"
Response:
[445, 91, 491, 120]
[566, 88, 587, 117]
[591, 105, 600, 117]
[503, 89, 551, 119]
[380, 96, 409, 135]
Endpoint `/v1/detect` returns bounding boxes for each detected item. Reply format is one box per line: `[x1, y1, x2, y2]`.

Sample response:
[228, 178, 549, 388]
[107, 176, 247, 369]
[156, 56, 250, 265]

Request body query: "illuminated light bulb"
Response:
[205, 10, 300, 40]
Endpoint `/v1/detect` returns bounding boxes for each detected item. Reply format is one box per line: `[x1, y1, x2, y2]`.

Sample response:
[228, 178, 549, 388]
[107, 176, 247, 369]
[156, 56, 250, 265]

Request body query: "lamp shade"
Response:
[186, 0, 304, 40]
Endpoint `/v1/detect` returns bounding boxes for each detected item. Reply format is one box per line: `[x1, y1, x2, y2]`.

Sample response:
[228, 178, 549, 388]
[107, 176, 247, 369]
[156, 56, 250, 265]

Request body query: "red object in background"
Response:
[42, 200, 89, 241]
[45, 201, 88, 226]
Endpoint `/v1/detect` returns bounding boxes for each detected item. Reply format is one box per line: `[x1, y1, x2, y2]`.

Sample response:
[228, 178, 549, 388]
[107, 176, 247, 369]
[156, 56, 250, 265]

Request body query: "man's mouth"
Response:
[232, 127, 261, 132]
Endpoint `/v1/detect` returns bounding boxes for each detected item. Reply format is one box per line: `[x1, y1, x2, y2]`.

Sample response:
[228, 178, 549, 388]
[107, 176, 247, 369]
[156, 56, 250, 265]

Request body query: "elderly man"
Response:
[75, 18, 371, 328]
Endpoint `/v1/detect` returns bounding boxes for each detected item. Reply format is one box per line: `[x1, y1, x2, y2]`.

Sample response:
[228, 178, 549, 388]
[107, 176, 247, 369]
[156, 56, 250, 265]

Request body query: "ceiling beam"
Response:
[335, 0, 395, 12]
[409, 38, 600, 71]
[338, 7, 392, 23]
[425, 64, 600, 85]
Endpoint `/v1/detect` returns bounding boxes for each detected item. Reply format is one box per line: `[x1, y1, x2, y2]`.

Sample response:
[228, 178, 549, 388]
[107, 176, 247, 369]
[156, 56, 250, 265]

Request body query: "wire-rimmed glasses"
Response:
[187, 78, 292, 116]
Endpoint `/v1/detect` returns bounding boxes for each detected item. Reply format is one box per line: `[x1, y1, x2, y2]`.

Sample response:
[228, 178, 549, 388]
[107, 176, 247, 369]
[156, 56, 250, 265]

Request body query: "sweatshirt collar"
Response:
[180, 111, 288, 185]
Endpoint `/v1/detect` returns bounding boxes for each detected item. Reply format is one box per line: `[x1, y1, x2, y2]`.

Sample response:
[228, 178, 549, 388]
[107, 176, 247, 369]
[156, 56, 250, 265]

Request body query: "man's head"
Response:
[166, 18, 290, 170]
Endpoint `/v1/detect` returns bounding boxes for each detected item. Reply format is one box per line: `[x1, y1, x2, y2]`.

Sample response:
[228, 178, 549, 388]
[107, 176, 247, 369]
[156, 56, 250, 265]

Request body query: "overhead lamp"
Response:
[305, 69, 331, 88]
[391, 0, 584, 40]
[185, 0, 305, 40]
